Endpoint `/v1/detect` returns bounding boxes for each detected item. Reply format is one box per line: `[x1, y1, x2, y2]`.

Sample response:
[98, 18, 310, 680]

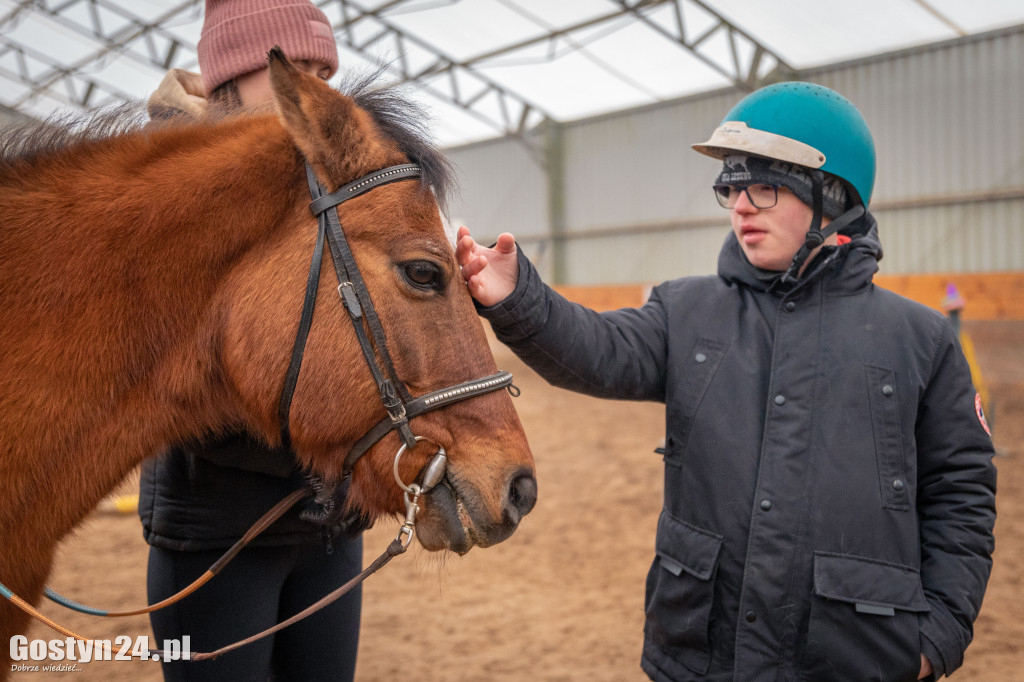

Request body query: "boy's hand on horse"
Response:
[456, 226, 518, 307]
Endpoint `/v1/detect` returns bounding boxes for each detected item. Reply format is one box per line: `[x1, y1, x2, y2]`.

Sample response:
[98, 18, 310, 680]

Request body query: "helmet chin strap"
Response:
[780, 169, 865, 284]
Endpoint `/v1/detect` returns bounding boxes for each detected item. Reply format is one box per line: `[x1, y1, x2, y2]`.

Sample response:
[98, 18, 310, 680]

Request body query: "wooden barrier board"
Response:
[554, 271, 1024, 320]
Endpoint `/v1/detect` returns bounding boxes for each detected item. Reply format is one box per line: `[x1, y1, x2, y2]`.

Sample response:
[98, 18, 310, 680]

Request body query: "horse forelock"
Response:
[340, 71, 457, 217]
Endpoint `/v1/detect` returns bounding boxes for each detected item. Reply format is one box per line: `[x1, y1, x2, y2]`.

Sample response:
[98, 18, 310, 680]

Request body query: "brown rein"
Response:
[5, 488, 310, 643]
[179, 537, 409, 661]
[42, 487, 313, 618]
[21, 485, 415, 662]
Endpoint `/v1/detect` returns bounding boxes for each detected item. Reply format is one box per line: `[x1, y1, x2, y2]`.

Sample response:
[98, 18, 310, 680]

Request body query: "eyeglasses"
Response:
[713, 184, 779, 209]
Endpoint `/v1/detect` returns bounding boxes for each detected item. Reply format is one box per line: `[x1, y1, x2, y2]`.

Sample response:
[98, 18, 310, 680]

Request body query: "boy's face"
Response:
[729, 185, 831, 272]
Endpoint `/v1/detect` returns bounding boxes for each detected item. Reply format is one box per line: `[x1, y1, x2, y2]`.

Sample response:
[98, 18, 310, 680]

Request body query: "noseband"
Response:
[277, 161, 514, 473]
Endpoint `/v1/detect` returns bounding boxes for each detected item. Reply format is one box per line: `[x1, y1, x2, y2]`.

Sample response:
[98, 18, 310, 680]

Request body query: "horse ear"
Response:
[267, 46, 388, 188]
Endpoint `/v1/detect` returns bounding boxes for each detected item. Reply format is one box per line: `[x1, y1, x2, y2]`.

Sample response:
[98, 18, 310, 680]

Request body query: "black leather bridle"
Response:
[277, 161, 515, 474]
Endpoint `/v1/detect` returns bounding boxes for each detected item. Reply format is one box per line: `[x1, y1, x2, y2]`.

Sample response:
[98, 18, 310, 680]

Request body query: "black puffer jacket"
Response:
[138, 435, 329, 550]
[479, 214, 996, 681]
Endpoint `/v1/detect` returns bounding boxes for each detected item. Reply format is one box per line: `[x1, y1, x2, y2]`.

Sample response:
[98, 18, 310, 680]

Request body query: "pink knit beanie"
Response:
[197, 0, 339, 96]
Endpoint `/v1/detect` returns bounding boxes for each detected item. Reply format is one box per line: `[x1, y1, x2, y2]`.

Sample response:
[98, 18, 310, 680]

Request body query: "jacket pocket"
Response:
[665, 338, 728, 467]
[865, 364, 910, 511]
[802, 552, 929, 682]
[644, 512, 724, 675]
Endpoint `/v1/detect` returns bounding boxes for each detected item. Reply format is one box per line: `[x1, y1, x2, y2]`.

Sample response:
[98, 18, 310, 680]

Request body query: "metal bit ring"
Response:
[393, 436, 447, 494]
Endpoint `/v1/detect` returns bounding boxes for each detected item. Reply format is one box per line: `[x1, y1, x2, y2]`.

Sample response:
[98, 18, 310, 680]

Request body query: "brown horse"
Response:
[0, 51, 535, 661]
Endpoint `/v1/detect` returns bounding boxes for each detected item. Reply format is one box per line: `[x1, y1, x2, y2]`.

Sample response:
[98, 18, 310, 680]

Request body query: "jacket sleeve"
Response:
[477, 248, 669, 402]
[915, 322, 997, 677]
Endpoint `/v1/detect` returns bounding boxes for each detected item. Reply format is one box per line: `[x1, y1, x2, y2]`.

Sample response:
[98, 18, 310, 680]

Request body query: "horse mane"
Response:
[0, 72, 456, 213]
[0, 102, 147, 169]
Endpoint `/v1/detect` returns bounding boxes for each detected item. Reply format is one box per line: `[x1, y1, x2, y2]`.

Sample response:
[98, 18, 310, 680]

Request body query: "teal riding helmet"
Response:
[692, 81, 876, 207]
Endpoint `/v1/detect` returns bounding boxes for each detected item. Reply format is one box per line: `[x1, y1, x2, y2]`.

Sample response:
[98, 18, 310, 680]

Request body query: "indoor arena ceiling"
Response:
[2, 0, 1024, 147]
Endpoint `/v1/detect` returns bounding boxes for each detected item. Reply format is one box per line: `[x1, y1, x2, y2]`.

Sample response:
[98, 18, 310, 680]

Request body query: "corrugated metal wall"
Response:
[814, 27, 1024, 275]
[446, 25, 1024, 285]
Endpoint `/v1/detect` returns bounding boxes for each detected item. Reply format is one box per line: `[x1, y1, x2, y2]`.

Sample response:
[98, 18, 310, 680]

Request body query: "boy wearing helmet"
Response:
[456, 82, 995, 681]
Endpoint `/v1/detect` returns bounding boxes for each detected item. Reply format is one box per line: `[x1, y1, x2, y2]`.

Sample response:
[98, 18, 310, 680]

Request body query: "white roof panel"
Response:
[1, 0, 1022, 146]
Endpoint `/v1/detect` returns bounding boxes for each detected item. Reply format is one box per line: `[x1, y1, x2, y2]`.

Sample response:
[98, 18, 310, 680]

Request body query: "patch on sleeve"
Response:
[975, 393, 992, 437]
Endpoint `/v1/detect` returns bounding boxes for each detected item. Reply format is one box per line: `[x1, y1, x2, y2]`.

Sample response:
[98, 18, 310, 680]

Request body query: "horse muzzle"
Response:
[416, 465, 537, 555]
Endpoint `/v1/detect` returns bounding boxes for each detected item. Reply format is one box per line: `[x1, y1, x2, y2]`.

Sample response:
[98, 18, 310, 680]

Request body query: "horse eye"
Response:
[402, 261, 443, 291]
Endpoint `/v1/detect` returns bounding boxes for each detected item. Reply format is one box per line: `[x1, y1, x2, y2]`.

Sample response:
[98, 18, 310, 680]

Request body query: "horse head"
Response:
[217, 49, 536, 554]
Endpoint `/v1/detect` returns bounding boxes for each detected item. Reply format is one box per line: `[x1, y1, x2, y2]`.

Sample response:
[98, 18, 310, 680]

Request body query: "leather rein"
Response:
[5, 161, 517, 662]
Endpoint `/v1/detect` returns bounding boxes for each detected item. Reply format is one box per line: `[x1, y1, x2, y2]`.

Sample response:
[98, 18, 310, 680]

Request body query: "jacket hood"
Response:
[147, 68, 207, 121]
[718, 210, 884, 293]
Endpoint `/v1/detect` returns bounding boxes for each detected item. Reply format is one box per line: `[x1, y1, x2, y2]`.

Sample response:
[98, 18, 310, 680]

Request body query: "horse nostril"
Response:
[505, 470, 538, 524]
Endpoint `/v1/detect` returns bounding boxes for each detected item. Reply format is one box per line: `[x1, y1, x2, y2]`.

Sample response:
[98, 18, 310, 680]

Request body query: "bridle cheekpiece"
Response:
[277, 162, 515, 475]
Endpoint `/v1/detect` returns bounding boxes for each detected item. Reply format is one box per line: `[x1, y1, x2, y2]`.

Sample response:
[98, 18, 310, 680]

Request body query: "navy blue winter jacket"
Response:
[479, 214, 996, 682]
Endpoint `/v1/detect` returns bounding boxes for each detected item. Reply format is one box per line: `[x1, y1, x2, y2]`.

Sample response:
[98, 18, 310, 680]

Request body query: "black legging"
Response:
[147, 537, 362, 682]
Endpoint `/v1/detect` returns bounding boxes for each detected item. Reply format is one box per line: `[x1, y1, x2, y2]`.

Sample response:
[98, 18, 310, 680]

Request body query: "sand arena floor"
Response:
[13, 321, 1024, 681]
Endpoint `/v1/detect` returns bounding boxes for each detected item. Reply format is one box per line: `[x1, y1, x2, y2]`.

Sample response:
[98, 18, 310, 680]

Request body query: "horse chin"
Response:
[415, 480, 473, 555]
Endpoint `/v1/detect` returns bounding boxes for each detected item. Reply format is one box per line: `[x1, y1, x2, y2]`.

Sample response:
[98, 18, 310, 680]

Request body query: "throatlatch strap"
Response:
[278, 219, 327, 452]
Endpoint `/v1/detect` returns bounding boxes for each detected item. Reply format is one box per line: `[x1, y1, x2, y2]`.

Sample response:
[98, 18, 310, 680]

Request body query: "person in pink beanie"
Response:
[140, 3, 364, 681]
[148, 0, 338, 117]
